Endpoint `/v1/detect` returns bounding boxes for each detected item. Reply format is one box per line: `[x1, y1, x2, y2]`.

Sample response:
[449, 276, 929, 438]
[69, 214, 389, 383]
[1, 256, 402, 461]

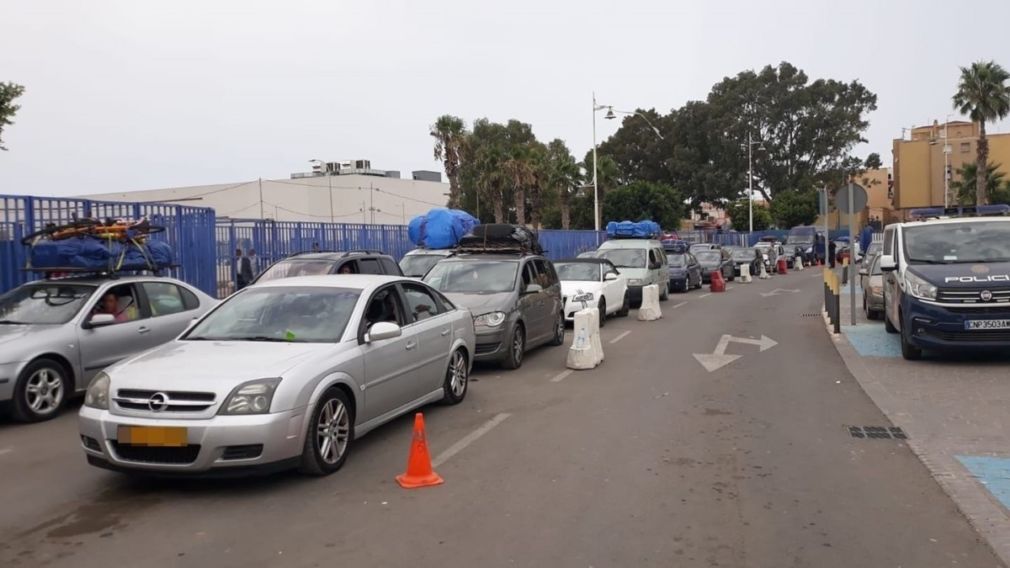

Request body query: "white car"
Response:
[554, 258, 630, 327]
[78, 274, 475, 476]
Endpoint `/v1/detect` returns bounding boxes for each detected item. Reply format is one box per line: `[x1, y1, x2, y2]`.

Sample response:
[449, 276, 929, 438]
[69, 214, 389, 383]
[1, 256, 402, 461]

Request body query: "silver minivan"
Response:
[594, 239, 670, 305]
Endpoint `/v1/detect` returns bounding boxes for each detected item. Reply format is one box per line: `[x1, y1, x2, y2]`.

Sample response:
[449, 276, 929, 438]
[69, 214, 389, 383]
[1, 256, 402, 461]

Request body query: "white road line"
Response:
[550, 369, 574, 383]
[726, 285, 735, 290]
[0, 448, 12, 457]
[610, 330, 632, 344]
[673, 301, 688, 309]
[432, 413, 511, 467]
[699, 293, 712, 298]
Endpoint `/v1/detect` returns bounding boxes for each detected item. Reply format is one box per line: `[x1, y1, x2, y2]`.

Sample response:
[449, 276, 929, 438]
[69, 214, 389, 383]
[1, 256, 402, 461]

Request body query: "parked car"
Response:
[689, 243, 720, 254]
[0, 276, 216, 422]
[859, 254, 884, 320]
[785, 226, 819, 265]
[79, 274, 473, 476]
[861, 242, 882, 270]
[695, 249, 734, 283]
[398, 248, 455, 278]
[665, 250, 703, 292]
[730, 247, 763, 278]
[554, 258, 629, 327]
[252, 250, 402, 284]
[596, 238, 670, 304]
[424, 253, 564, 369]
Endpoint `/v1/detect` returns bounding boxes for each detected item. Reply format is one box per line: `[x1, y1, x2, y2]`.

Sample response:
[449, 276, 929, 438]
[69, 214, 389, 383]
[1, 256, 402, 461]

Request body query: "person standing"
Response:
[238, 249, 253, 289]
[828, 240, 837, 269]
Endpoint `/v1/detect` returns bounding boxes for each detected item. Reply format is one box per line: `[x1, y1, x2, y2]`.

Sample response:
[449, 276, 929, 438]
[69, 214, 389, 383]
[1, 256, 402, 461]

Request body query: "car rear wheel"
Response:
[597, 299, 606, 328]
[299, 388, 354, 476]
[501, 324, 525, 369]
[12, 358, 68, 423]
[441, 349, 469, 405]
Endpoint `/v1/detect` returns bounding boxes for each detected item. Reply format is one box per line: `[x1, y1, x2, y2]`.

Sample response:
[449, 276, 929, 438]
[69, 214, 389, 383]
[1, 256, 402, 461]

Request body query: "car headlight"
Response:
[84, 372, 110, 409]
[904, 271, 937, 300]
[220, 378, 281, 415]
[628, 279, 643, 286]
[571, 292, 594, 303]
[473, 311, 506, 327]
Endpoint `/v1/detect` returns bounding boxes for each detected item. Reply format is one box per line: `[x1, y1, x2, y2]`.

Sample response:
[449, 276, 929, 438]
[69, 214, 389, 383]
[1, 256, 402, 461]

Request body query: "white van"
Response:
[594, 239, 669, 305]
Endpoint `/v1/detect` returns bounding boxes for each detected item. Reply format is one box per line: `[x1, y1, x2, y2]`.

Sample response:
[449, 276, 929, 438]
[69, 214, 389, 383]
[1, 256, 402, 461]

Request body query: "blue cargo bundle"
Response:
[28, 238, 174, 272]
[408, 208, 480, 249]
[606, 220, 661, 239]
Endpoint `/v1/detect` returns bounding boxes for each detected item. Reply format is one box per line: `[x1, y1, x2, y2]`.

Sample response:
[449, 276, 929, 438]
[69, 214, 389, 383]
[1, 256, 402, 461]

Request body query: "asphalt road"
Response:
[0, 270, 1002, 567]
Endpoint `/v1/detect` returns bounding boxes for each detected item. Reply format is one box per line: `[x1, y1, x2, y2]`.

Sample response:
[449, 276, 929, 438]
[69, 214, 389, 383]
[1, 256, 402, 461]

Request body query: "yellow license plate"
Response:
[117, 426, 188, 447]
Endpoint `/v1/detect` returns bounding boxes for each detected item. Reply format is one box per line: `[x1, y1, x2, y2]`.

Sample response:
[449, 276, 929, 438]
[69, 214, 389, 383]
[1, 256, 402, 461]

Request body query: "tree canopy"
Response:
[725, 199, 772, 231]
[0, 82, 26, 151]
[952, 60, 1010, 205]
[601, 181, 685, 230]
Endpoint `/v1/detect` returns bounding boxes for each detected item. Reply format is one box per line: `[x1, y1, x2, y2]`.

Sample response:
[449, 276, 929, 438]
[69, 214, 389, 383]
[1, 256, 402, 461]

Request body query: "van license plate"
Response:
[117, 426, 188, 447]
[964, 320, 1010, 330]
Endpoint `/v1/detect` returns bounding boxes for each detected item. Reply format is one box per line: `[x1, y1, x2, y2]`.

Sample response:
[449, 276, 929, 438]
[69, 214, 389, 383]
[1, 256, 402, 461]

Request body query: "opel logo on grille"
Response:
[981, 290, 994, 302]
[147, 392, 169, 412]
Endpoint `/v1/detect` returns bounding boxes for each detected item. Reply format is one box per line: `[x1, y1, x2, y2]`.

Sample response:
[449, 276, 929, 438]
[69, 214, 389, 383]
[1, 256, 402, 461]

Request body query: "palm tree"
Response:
[952, 61, 1010, 205]
[503, 148, 536, 226]
[430, 115, 467, 208]
[544, 139, 581, 229]
[951, 161, 1007, 205]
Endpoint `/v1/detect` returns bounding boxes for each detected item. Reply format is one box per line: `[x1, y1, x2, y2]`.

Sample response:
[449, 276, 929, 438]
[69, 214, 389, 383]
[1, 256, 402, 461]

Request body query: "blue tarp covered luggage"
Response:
[29, 238, 174, 272]
[606, 220, 661, 239]
[408, 208, 479, 249]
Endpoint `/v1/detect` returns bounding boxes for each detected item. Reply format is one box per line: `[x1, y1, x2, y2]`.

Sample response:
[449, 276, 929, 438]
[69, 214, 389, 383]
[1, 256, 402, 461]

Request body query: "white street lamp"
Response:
[745, 134, 765, 233]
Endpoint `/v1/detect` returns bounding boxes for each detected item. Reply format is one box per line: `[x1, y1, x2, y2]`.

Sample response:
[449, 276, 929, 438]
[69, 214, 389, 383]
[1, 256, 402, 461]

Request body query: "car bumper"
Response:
[668, 276, 687, 289]
[79, 406, 307, 474]
[473, 327, 508, 361]
[902, 297, 1010, 350]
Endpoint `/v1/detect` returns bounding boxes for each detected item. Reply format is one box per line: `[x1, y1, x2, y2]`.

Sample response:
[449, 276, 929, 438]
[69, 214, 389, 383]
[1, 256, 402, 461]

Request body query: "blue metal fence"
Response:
[1, 194, 217, 296]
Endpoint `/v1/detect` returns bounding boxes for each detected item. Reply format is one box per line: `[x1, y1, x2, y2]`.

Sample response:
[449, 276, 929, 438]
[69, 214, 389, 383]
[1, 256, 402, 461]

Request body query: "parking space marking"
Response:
[550, 369, 574, 383]
[699, 293, 712, 298]
[673, 301, 688, 309]
[432, 413, 511, 467]
[610, 330, 632, 345]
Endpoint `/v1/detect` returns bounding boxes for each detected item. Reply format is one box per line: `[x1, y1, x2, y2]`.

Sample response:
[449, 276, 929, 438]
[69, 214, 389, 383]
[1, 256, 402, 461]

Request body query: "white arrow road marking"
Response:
[692, 334, 778, 372]
[432, 413, 511, 467]
[760, 288, 801, 297]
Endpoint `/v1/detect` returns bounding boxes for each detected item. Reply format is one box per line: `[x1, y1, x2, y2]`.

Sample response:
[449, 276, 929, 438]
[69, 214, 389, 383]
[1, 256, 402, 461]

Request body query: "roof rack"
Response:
[457, 224, 543, 256]
[288, 249, 386, 257]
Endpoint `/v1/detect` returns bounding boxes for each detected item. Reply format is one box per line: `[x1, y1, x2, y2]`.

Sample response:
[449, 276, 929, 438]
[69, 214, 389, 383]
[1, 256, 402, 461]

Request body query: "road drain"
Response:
[801, 313, 821, 317]
[848, 426, 907, 440]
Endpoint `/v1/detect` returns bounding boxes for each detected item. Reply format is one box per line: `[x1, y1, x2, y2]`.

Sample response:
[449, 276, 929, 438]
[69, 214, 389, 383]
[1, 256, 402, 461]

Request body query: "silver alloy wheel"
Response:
[316, 398, 350, 465]
[512, 328, 524, 365]
[25, 367, 64, 415]
[450, 350, 467, 397]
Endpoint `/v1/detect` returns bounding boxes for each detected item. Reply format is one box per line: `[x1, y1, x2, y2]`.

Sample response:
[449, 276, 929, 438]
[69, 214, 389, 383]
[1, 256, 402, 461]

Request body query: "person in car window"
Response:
[94, 292, 136, 323]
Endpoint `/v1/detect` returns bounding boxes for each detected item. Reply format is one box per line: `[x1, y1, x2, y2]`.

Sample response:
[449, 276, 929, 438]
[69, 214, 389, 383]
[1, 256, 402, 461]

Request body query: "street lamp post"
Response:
[745, 133, 764, 234]
[943, 115, 952, 208]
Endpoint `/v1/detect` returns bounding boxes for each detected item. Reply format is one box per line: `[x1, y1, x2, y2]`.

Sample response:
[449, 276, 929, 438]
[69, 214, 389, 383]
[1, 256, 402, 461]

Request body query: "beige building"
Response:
[892, 120, 1010, 210]
[86, 169, 450, 225]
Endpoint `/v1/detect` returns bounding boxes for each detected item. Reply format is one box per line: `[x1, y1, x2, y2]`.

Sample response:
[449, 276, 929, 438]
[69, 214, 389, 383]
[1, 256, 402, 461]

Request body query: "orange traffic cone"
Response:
[396, 413, 444, 489]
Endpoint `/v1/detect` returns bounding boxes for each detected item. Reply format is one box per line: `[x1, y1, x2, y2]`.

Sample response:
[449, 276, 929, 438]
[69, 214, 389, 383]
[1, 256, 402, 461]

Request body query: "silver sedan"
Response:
[79, 274, 475, 476]
[0, 276, 216, 422]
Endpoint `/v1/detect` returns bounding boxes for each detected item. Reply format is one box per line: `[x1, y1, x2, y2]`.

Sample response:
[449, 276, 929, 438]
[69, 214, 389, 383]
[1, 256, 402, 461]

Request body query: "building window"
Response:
[961, 142, 971, 153]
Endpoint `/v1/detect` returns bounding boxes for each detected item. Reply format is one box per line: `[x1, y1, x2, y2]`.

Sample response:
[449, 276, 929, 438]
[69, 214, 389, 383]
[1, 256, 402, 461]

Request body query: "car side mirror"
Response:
[604, 272, 618, 281]
[364, 321, 401, 343]
[524, 283, 543, 295]
[86, 313, 116, 328]
[879, 254, 897, 272]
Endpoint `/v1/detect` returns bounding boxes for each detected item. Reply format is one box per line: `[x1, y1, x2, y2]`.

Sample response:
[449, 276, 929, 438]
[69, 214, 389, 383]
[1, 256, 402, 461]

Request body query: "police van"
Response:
[880, 205, 1010, 360]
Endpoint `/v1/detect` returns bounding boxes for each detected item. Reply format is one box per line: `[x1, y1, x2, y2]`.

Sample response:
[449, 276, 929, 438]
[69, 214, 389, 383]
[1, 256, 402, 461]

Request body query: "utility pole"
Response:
[369, 182, 375, 224]
[592, 91, 600, 233]
[748, 132, 754, 233]
[328, 174, 334, 223]
[258, 177, 264, 219]
[943, 116, 952, 208]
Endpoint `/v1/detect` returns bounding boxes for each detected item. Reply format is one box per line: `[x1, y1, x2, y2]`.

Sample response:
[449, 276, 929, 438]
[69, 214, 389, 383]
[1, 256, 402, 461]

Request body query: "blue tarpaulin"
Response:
[606, 220, 661, 239]
[407, 208, 479, 249]
[29, 238, 174, 272]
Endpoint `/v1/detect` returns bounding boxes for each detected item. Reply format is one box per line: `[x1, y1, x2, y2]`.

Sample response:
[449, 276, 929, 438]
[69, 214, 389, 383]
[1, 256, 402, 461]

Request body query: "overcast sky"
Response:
[3, 0, 1010, 197]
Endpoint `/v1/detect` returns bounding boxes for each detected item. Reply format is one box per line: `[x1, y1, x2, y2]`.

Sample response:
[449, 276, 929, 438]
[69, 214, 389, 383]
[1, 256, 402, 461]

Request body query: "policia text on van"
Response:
[879, 206, 1010, 360]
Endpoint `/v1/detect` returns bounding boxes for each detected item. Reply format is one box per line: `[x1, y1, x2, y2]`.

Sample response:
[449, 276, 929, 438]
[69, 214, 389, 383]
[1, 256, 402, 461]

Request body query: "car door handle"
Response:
[137, 326, 151, 335]
[405, 341, 417, 350]
[440, 329, 450, 337]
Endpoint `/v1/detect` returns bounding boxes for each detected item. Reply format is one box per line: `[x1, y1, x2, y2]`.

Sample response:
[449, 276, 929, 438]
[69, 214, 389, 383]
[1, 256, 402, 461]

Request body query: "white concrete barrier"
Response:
[794, 256, 804, 271]
[566, 308, 603, 370]
[739, 263, 752, 283]
[637, 284, 662, 321]
[758, 262, 770, 279]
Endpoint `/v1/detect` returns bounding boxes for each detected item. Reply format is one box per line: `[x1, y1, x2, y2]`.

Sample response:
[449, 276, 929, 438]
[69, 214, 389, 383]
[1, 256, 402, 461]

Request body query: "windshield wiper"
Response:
[235, 335, 298, 342]
[908, 258, 951, 264]
[0, 319, 25, 325]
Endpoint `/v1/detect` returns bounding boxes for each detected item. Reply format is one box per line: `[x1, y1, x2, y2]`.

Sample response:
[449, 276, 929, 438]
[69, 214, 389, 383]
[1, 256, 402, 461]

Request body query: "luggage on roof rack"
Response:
[408, 208, 480, 250]
[457, 224, 543, 255]
[606, 220, 661, 239]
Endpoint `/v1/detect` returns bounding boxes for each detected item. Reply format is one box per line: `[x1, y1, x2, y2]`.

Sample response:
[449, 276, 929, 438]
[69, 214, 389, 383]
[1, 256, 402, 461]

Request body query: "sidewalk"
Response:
[829, 281, 1010, 564]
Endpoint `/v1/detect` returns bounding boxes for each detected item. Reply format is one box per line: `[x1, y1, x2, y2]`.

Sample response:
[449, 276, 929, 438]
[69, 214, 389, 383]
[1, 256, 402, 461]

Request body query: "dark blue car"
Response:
[665, 250, 702, 292]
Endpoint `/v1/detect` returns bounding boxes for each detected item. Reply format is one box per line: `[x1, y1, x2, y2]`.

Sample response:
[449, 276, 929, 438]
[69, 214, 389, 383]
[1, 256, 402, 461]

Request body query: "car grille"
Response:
[475, 342, 500, 355]
[114, 389, 217, 413]
[110, 442, 201, 464]
[936, 287, 1010, 304]
[926, 330, 1010, 343]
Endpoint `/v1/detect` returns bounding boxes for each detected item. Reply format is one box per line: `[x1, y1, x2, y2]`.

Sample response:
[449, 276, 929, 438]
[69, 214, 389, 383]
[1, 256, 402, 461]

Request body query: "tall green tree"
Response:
[430, 115, 467, 208]
[864, 153, 883, 169]
[460, 118, 510, 223]
[0, 82, 26, 151]
[725, 199, 772, 231]
[543, 139, 581, 229]
[951, 161, 1007, 205]
[769, 189, 818, 228]
[952, 60, 1010, 205]
[501, 120, 538, 226]
[601, 181, 685, 230]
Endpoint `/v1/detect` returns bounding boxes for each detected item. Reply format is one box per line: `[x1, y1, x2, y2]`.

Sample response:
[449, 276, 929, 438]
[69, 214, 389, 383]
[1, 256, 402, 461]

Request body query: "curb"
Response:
[823, 313, 1010, 566]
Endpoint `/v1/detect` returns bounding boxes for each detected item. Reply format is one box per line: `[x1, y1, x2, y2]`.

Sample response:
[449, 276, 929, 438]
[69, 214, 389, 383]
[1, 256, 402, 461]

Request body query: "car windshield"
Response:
[666, 253, 688, 267]
[424, 260, 518, 293]
[786, 232, 814, 245]
[903, 221, 1010, 264]
[185, 286, 359, 342]
[555, 262, 600, 282]
[695, 251, 721, 263]
[732, 250, 756, 261]
[256, 259, 335, 282]
[0, 283, 96, 325]
[597, 249, 646, 268]
[399, 254, 445, 278]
